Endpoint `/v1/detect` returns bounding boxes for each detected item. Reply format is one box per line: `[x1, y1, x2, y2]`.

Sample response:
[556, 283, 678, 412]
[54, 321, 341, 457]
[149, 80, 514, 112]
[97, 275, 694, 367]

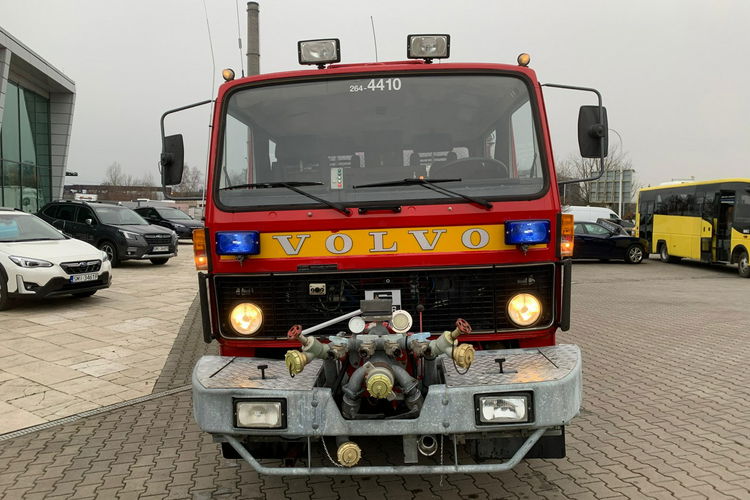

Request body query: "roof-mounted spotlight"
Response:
[298, 38, 341, 68]
[407, 34, 450, 63]
[517, 53, 531, 67]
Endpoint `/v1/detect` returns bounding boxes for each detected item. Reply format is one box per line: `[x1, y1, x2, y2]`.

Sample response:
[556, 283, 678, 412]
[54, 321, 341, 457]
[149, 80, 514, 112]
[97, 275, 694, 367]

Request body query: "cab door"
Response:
[697, 188, 714, 263]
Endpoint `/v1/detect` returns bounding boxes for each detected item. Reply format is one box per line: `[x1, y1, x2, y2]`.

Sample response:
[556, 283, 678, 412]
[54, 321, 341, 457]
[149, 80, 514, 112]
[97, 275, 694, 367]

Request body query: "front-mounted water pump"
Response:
[285, 299, 475, 418]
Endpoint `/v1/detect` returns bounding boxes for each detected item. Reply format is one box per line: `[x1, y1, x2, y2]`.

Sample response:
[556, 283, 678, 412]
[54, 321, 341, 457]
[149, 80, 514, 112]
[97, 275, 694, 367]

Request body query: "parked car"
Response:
[133, 206, 203, 239]
[573, 221, 648, 264]
[38, 200, 177, 267]
[0, 208, 112, 310]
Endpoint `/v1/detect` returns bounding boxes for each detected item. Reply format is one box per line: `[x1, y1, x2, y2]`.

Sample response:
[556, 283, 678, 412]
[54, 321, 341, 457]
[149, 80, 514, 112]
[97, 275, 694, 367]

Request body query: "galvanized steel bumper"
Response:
[192, 344, 582, 475]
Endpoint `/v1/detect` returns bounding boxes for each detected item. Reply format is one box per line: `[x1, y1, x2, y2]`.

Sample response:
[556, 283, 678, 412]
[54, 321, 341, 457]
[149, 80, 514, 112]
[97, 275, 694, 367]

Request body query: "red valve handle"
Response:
[287, 324, 302, 339]
[456, 318, 472, 334]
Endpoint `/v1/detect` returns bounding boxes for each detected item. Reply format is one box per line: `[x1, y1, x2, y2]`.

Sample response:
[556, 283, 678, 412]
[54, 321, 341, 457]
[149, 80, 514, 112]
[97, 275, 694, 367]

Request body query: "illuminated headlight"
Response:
[298, 38, 341, 65]
[235, 400, 284, 429]
[477, 394, 530, 424]
[407, 34, 450, 60]
[230, 302, 263, 335]
[9, 256, 53, 268]
[507, 293, 542, 327]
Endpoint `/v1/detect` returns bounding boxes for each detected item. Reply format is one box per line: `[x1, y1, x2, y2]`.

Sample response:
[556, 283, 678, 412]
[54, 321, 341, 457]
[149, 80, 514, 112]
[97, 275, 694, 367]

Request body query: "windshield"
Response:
[93, 205, 148, 225]
[218, 74, 545, 210]
[0, 213, 66, 242]
[156, 208, 192, 220]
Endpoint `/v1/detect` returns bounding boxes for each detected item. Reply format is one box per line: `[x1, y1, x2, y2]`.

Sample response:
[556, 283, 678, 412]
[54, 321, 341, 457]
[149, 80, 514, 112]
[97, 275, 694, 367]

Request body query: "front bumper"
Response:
[11, 271, 112, 298]
[122, 239, 178, 260]
[192, 344, 582, 475]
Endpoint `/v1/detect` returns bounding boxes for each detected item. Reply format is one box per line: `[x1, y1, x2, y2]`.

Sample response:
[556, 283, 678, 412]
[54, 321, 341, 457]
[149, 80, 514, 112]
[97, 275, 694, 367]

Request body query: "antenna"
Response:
[370, 16, 379, 62]
[235, 0, 245, 77]
[201, 0, 217, 98]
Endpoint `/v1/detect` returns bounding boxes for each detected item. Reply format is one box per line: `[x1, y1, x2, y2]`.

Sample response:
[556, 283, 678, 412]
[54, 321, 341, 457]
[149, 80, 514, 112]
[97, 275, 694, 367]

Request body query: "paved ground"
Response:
[1, 257, 749, 499]
[0, 246, 196, 433]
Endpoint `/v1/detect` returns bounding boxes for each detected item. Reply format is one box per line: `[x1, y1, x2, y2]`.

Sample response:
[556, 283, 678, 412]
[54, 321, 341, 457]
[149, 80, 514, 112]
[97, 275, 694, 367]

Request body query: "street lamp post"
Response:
[608, 128, 624, 217]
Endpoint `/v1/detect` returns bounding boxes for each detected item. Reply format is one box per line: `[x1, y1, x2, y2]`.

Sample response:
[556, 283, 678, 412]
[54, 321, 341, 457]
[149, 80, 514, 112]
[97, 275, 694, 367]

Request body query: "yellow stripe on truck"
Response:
[218, 224, 546, 260]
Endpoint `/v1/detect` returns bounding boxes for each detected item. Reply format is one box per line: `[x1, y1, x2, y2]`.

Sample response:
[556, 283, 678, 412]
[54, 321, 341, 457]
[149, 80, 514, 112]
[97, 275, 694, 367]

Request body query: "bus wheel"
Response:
[625, 245, 644, 264]
[738, 250, 750, 278]
[659, 243, 678, 263]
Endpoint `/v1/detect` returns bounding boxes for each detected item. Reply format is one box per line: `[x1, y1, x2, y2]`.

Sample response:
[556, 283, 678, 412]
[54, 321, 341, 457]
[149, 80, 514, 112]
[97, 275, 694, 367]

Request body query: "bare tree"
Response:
[138, 171, 155, 187]
[556, 146, 636, 207]
[172, 164, 205, 195]
[101, 162, 134, 186]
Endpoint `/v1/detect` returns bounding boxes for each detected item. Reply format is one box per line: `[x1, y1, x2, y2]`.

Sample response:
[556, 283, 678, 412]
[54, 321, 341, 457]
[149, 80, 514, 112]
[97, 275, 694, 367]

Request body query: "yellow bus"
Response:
[635, 179, 750, 277]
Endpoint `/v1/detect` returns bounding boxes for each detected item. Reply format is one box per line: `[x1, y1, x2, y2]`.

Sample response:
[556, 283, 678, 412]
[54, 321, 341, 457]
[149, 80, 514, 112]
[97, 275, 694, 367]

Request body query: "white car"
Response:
[0, 208, 112, 310]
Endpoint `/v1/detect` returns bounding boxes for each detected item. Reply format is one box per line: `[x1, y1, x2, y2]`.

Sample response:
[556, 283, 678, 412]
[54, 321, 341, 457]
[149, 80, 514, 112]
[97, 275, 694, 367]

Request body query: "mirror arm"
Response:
[541, 83, 606, 187]
[159, 99, 213, 201]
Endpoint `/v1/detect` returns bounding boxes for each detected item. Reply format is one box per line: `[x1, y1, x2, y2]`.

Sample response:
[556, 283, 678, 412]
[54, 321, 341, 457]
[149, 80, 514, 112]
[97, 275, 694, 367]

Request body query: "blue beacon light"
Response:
[504, 220, 551, 246]
[215, 231, 261, 256]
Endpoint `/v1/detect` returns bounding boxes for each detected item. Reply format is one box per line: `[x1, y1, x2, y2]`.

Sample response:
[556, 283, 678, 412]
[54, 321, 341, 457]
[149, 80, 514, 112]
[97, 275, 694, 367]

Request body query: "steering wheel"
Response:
[430, 156, 510, 179]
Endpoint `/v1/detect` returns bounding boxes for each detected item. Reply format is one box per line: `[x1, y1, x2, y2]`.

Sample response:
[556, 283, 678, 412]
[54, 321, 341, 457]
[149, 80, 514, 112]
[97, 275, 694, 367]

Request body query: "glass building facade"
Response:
[0, 81, 51, 212]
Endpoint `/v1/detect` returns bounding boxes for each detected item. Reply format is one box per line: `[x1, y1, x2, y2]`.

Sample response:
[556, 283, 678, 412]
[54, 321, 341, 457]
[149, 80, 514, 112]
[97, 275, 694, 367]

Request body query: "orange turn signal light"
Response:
[193, 228, 208, 270]
[560, 214, 574, 257]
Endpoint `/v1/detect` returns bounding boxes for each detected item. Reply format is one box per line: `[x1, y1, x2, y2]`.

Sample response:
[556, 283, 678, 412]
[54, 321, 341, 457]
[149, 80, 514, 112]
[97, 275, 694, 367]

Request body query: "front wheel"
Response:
[99, 240, 120, 267]
[625, 244, 644, 264]
[738, 250, 750, 278]
[150, 258, 169, 265]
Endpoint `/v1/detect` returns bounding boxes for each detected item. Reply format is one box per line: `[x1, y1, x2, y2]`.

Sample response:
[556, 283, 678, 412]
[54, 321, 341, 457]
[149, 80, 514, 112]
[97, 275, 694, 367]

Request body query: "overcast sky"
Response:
[1, 0, 748, 190]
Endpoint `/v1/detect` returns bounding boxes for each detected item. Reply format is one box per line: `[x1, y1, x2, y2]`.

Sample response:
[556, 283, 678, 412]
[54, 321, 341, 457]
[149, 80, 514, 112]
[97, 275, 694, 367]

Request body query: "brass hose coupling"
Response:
[285, 350, 308, 376]
[452, 343, 475, 370]
[365, 366, 395, 399]
[337, 441, 362, 467]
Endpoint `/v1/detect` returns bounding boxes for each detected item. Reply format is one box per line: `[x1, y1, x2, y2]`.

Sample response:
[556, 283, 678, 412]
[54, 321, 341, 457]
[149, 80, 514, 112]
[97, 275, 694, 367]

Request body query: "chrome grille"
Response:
[214, 264, 555, 338]
[60, 260, 102, 274]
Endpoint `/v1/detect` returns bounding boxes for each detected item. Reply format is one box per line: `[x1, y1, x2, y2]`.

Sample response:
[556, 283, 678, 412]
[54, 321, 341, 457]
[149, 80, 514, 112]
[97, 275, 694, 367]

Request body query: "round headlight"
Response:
[230, 303, 263, 335]
[507, 293, 542, 327]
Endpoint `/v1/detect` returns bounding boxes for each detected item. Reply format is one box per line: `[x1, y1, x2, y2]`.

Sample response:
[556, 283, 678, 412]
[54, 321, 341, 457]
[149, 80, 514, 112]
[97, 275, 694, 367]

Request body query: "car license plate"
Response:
[153, 245, 169, 252]
[70, 273, 98, 283]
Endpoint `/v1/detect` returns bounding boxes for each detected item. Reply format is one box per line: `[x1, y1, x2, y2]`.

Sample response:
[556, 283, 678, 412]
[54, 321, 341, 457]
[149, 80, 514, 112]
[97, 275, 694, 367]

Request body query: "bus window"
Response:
[735, 192, 750, 233]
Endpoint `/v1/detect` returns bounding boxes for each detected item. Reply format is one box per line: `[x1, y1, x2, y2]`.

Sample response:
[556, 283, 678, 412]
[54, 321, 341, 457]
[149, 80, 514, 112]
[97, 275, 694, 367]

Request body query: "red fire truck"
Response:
[159, 35, 608, 475]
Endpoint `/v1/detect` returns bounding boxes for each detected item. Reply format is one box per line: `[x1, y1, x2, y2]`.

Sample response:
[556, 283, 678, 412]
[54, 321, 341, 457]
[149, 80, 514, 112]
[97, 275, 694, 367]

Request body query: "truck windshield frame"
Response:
[214, 71, 549, 212]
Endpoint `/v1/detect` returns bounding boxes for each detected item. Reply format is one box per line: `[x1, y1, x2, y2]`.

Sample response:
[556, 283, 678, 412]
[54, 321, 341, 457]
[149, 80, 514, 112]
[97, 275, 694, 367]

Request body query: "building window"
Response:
[1, 81, 52, 211]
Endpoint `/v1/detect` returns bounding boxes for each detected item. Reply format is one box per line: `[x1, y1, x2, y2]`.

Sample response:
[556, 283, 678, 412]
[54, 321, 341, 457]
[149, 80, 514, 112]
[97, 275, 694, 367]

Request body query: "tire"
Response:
[150, 258, 169, 265]
[659, 243, 679, 263]
[625, 244, 644, 264]
[72, 290, 97, 298]
[99, 240, 120, 267]
[738, 250, 750, 278]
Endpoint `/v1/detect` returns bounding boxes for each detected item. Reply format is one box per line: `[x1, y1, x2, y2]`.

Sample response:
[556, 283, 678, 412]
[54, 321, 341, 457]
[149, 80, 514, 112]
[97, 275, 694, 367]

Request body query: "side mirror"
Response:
[85, 218, 93, 226]
[161, 134, 185, 186]
[578, 105, 609, 158]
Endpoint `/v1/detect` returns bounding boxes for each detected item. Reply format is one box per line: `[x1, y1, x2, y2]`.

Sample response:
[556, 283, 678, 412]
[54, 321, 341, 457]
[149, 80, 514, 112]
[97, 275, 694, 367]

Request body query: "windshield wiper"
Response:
[220, 181, 351, 216]
[353, 178, 493, 210]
